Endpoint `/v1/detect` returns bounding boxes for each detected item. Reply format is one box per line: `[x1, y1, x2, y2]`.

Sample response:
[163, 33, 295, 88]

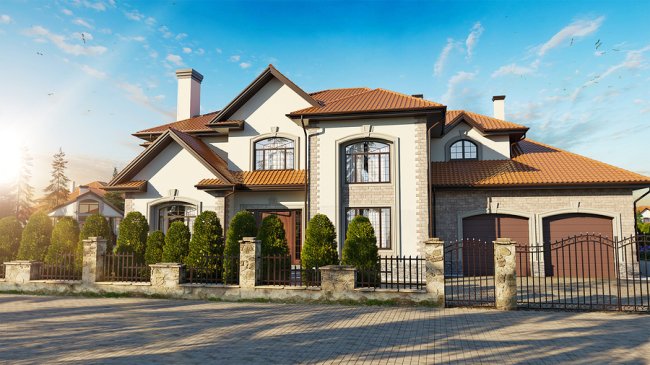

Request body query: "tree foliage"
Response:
[115, 211, 148, 261]
[162, 221, 190, 262]
[42, 148, 70, 210]
[257, 214, 289, 257]
[77, 213, 113, 257]
[14, 147, 35, 224]
[44, 217, 79, 263]
[302, 214, 339, 269]
[186, 211, 223, 266]
[341, 215, 379, 272]
[0, 216, 23, 260]
[17, 211, 53, 260]
[145, 230, 165, 265]
[223, 211, 257, 281]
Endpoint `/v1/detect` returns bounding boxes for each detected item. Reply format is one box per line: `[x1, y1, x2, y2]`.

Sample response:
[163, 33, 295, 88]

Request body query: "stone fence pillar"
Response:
[424, 238, 445, 306]
[239, 237, 261, 289]
[82, 237, 107, 285]
[494, 238, 517, 310]
[320, 265, 356, 299]
[4, 261, 42, 284]
[150, 263, 184, 293]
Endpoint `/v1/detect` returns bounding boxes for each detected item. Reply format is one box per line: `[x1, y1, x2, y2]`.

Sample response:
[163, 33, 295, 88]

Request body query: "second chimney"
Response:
[176, 69, 203, 121]
[492, 95, 505, 120]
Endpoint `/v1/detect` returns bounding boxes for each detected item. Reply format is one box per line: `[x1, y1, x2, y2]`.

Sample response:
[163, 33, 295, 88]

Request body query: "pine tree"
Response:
[14, 147, 35, 224]
[104, 167, 125, 212]
[42, 148, 70, 210]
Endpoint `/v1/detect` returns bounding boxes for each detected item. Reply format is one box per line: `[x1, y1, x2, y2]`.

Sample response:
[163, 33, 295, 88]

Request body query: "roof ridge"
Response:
[312, 88, 377, 106]
[310, 87, 371, 95]
[374, 88, 440, 105]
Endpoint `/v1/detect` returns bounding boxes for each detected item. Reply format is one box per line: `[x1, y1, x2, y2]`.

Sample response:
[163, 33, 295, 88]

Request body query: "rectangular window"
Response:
[345, 141, 390, 184]
[78, 201, 100, 214]
[345, 207, 391, 249]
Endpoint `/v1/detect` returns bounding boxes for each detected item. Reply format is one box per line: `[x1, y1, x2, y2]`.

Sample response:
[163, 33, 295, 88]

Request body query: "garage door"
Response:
[462, 214, 530, 276]
[542, 213, 614, 278]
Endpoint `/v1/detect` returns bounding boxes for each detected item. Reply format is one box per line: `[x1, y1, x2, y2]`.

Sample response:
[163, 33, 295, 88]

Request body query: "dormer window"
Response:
[450, 140, 478, 160]
[254, 137, 295, 170]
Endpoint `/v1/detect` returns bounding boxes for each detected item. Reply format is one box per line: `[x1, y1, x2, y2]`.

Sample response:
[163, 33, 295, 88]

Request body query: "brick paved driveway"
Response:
[0, 294, 648, 364]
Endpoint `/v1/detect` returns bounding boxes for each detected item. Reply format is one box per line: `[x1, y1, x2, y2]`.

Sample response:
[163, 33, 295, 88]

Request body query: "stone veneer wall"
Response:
[434, 188, 636, 242]
[309, 131, 320, 218]
[123, 197, 134, 215]
[413, 120, 430, 254]
[214, 196, 226, 229]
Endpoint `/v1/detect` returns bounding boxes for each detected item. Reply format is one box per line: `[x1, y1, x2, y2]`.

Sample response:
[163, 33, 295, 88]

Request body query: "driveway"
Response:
[0, 294, 648, 364]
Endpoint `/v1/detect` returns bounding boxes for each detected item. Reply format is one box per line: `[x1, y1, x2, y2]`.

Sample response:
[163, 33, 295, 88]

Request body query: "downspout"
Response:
[426, 121, 441, 238]
[634, 187, 650, 235]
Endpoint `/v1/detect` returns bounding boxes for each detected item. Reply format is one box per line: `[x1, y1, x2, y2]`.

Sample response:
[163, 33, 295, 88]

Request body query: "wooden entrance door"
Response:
[253, 210, 302, 265]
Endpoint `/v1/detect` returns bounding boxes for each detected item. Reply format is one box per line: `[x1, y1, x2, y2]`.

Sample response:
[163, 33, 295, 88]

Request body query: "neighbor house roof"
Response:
[431, 139, 650, 188]
[104, 180, 148, 192]
[196, 170, 305, 190]
[445, 110, 529, 133]
[638, 206, 650, 213]
[49, 181, 124, 215]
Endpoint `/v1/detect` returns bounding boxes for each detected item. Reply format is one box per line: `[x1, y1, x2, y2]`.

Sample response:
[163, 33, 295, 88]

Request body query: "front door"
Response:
[252, 210, 302, 265]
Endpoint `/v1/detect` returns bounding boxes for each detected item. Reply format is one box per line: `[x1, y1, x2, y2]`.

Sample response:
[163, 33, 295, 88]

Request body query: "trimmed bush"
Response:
[162, 222, 190, 263]
[341, 215, 379, 272]
[77, 213, 113, 258]
[0, 216, 23, 260]
[186, 211, 223, 267]
[45, 217, 80, 264]
[223, 211, 257, 281]
[17, 211, 53, 260]
[144, 231, 165, 265]
[115, 211, 149, 262]
[639, 222, 650, 235]
[257, 214, 289, 257]
[302, 214, 339, 269]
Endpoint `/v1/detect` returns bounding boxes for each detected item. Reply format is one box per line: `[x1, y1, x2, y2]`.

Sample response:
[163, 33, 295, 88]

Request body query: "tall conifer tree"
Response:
[42, 148, 70, 210]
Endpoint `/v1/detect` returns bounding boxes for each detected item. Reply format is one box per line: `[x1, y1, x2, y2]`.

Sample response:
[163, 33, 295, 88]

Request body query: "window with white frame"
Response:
[254, 137, 295, 170]
[345, 207, 391, 249]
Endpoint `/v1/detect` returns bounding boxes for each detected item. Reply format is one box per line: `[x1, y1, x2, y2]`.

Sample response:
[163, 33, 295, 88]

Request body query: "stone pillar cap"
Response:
[424, 238, 444, 244]
[320, 265, 356, 271]
[494, 238, 516, 245]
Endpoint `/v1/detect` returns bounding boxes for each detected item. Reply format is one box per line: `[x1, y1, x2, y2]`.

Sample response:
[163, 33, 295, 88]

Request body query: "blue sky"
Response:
[0, 0, 649, 196]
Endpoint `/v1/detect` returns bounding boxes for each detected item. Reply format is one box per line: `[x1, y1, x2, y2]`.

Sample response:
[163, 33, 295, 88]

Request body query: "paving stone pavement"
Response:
[0, 294, 648, 364]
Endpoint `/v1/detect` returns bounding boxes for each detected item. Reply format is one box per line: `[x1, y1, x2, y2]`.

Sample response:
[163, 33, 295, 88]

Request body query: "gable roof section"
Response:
[289, 88, 444, 117]
[431, 139, 650, 188]
[310, 88, 372, 104]
[638, 206, 650, 213]
[445, 110, 529, 134]
[108, 128, 235, 189]
[208, 64, 319, 124]
[132, 112, 245, 141]
[48, 187, 124, 216]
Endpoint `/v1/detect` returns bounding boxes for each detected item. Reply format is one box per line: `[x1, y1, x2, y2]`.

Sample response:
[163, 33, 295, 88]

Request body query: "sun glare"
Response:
[0, 129, 24, 185]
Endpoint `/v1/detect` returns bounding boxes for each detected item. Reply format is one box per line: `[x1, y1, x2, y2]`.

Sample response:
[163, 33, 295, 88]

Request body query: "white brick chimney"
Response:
[176, 69, 203, 121]
[492, 95, 505, 120]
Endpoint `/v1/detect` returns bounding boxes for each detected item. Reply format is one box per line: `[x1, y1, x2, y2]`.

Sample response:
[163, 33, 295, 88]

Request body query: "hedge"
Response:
[162, 221, 190, 263]
[44, 217, 80, 264]
[0, 216, 23, 260]
[77, 213, 113, 258]
[341, 215, 379, 272]
[144, 231, 165, 265]
[302, 214, 339, 270]
[257, 214, 289, 257]
[115, 211, 149, 262]
[17, 211, 53, 260]
[186, 211, 223, 267]
[223, 211, 257, 281]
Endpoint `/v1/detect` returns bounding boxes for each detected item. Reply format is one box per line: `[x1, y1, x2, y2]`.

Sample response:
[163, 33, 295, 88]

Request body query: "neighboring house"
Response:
[48, 181, 123, 235]
[638, 206, 650, 223]
[106, 65, 650, 270]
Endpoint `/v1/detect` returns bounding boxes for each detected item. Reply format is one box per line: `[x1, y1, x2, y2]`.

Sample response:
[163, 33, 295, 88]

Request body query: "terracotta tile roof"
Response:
[638, 206, 650, 212]
[196, 170, 306, 189]
[104, 180, 147, 192]
[310, 88, 372, 104]
[446, 110, 528, 132]
[134, 112, 219, 135]
[290, 88, 444, 116]
[431, 139, 650, 187]
[64, 181, 107, 203]
[168, 128, 237, 183]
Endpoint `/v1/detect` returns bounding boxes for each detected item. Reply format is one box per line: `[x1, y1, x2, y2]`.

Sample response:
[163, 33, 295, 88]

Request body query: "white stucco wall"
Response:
[430, 121, 511, 161]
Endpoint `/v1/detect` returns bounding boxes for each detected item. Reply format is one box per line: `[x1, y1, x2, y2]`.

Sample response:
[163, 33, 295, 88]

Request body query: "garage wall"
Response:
[434, 188, 636, 244]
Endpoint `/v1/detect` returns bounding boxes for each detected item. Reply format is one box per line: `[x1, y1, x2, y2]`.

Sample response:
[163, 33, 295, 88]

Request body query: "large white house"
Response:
[107, 65, 650, 269]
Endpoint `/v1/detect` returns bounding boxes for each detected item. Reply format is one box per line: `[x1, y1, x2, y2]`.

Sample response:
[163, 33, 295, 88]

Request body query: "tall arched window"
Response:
[157, 204, 197, 233]
[450, 140, 478, 160]
[345, 141, 390, 183]
[254, 137, 295, 170]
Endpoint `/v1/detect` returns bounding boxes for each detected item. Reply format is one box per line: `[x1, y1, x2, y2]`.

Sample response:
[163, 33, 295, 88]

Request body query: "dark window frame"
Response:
[449, 139, 478, 160]
[344, 141, 391, 184]
[345, 207, 392, 250]
[78, 199, 100, 214]
[157, 204, 197, 234]
[254, 137, 295, 171]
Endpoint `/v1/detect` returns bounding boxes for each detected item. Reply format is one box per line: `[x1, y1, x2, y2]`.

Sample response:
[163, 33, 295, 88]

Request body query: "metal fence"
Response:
[101, 253, 150, 282]
[258, 255, 321, 287]
[184, 255, 240, 285]
[40, 254, 82, 281]
[356, 256, 426, 291]
[444, 239, 496, 307]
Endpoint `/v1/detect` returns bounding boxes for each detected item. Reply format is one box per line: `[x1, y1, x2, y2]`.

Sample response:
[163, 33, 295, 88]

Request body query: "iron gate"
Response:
[444, 239, 495, 307]
[516, 234, 650, 312]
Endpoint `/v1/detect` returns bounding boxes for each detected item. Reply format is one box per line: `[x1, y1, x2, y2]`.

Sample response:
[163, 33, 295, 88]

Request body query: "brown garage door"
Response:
[543, 213, 614, 278]
[462, 214, 530, 276]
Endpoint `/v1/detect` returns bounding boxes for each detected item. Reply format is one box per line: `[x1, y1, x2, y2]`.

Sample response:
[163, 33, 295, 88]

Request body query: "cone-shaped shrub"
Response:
[0, 216, 23, 261]
[223, 211, 257, 281]
[115, 211, 148, 262]
[144, 230, 165, 265]
[77, 213, 113, 260]
[341, 215, 379, 272]
[162, 221, 190, 262]
[186, 211, 223, 267]
[45, 217, 80, 264]
[257, 214, 289, 257]
[302, 214, 339, 269]
[17, 211, 53, 260]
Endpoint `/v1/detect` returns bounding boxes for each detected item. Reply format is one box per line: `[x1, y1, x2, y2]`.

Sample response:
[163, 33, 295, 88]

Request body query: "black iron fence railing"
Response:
[258, 255, 321, 287]
[101, 253, 150, 282]
[184, 255, 240, 285]
[40, 254, 82, 281]
[356, 256, 426, 291]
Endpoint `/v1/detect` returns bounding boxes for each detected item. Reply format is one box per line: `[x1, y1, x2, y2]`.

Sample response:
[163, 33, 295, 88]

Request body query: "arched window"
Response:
[254, 137, 295, 170]
[450, 140, 478, 160]
[345, 141, 390, 183]
[157, 204, 197, 233]
[79, 199, 100, 214]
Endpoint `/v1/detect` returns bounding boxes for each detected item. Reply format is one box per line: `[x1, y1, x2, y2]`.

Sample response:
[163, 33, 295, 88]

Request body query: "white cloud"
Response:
[99, 28, 112, 34]
[117, 81, 174, 118]
[434, 38, 455, 76]
[25, 26, 107, 56]
[80, 64, 106, 79]
[175, 33, 187, 40]
[119, 35, 145, 42]
[538, 16, 604, 56]
[145, 17, 156, 26]
[72, 31, 93, 41]
[166, 53, 183, 66]
[492, 63, 534, 78]
[441, 70, 477, 104]
[149, 50, 158, 59]
[158, 26, 172, 38]
[229, 55, 240, 62]
[182, 47, 192, 54]
[73, 18, 93, 29]
[0, 15, 11, 24]
[465, 22, 484, 59]
[196, 48, 205, 56]
[79, 1, 106, 11]
[216, 48, 222, 54]
[239, 62, 251, 69]
[62, 9, 73, 16]
[124, 10, 144, 21]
